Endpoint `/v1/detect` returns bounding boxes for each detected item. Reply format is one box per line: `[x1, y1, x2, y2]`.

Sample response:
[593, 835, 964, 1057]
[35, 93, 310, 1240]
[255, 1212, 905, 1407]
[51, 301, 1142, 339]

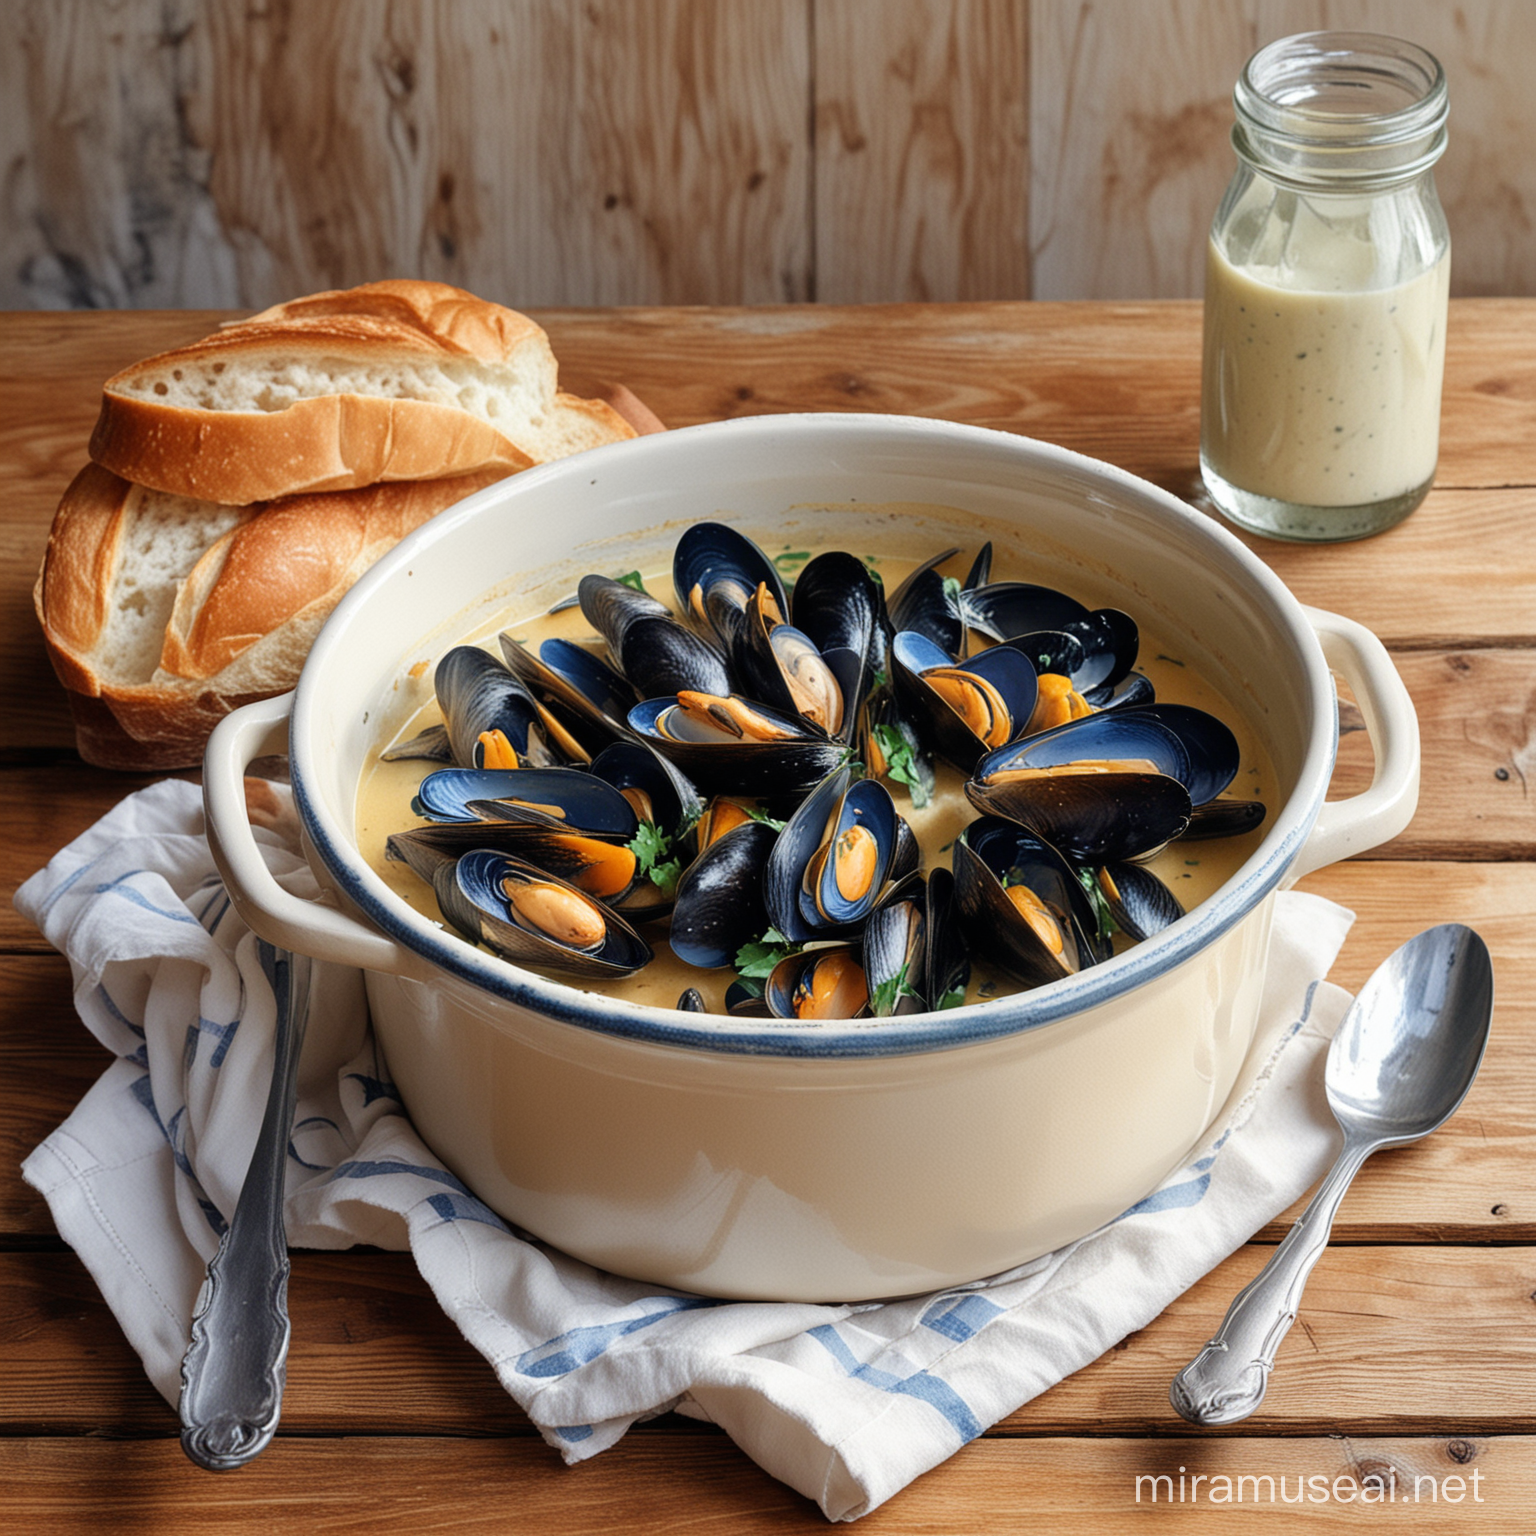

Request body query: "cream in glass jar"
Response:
[1201, 33, 1450, 542]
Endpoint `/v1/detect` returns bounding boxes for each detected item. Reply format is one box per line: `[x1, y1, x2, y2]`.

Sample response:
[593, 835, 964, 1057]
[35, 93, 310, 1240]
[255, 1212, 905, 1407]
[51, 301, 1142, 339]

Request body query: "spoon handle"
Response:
[178, 943, 312, 1470]
[1169, 1134, 1373, 1426]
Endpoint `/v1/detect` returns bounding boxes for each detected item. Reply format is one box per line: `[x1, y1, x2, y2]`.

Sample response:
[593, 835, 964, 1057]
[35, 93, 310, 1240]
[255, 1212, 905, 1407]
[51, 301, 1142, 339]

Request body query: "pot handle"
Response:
[203, 693, 428, 978]
[1283, 606, 1420, 886]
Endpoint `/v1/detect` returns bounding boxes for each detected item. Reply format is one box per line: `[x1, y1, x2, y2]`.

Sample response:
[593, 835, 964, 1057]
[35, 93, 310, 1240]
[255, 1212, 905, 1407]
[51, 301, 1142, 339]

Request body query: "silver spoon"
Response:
[1169, 923, 1493, 1426]
[178, 940, 312, 1469]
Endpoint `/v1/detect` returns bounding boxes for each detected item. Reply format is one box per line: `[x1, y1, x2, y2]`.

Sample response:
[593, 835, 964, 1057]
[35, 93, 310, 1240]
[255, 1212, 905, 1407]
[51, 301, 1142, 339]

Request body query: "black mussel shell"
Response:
[1065, 609, 1140, 700]
[732, 583, 846, 737]
[763, 768, 850, 943]
[862, 890, 926, 1017]
[791, 551, 884, 735]
[923, 865, 970, 1009]
[669, 819, 778, 969]
[958, 581, 1088, 645]
[437, 849, 651, 979]
[967, 709, 1196, 863]
[672, 522, 789, 648]
[577, 573, 670, 645]
[590, 739, 703, 834]
[764, 945, 871, 1022]
[886, 551, 964, 660]
[618, 614, 733, 700]
[723, 979, 773, 1018]
[434, 645, 574, 769]
[499, 634, 638, 744]
[1096, 861, 1184, 943]
[797, 778, 898, 931]
[380, 723, 453, 763]
[953, 819, 1098, 989]
[414, 766, 637, 838]
[677, 987, 708, 1012]
[891, 630, 1040, 772]
[629, 694, 846, 797]
[1183, 797, 1267, 839]
[1118, 703, 1241, 805]
[389, 823, 637, 905]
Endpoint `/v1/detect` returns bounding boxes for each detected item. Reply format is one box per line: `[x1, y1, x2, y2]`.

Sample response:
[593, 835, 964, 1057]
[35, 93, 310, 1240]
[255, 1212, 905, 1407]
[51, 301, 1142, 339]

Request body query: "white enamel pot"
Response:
[204, 414, 1418, 1303]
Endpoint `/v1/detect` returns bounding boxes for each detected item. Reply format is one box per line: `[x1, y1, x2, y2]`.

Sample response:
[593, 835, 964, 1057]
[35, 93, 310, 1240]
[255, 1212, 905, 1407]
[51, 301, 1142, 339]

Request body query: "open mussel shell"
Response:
[672, 521, 789, 649]
[435, 849, 651, 979]
[765, 768, 900, 943]
[629, 693, 846, 796]
[1096, 861, 1184, 943]
[764, 945, 871, 1022]
[677, 987, 708, 1013]
[967, 709, 1194, 864]
[415, 766, 638, 838]
[957, 580, 1088, 646]
[499, 634, 638, 746]
[1119, 703, 1242, 805]
[389, 823, 638, 905]
[590, 740, 703, 838]
[732, 582, 847, 737]
[885, 548, 965, 660]
[953, 818, 1100, 989]
[799, 778, 899, 931]
[791, 551, 884, 736]
[669, 819, 778, 969]
[434, 645, 580, 769]
[891, 630, 1040, 772]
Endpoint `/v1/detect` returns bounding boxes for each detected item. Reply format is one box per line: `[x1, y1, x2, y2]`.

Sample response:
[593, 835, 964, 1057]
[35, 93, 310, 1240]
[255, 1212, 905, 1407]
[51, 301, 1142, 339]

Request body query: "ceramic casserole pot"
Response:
[204, 414, 1419, 1303]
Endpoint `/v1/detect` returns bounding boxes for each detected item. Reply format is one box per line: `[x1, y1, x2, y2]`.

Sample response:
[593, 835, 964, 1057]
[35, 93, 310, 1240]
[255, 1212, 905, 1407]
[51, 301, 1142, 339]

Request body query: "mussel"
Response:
[413, 765, 639, 836]
[668, 818, 778, 970]
[498, 633, 638, 748]
[388, 824, 638, 905]
[579, 573, 732, 699]
[891, 630, 1040, 772]
[432, 848, 651, 978]
[672, 521, 790, 651]
[952, 819, 1103, 988]
[433, 645, 585, 769]
[1095, 860, 1185, 943]
[764, 945, 870, 1021]
[764, 769, 900, 943]
[966, 708, 1209, 864]
[629, 691, 847, 796]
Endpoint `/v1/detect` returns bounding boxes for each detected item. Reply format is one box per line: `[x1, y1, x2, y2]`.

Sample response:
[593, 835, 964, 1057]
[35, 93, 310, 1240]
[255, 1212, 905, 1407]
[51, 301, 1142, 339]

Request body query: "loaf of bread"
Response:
[36, 464, 507, 769]
[87, 279, 637, 504]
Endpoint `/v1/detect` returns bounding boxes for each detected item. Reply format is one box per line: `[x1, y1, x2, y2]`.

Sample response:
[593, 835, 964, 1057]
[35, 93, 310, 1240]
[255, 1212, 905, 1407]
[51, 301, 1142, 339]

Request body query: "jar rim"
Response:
[1237, 31, 1447, 145]
[1232, 31, 1447, 189]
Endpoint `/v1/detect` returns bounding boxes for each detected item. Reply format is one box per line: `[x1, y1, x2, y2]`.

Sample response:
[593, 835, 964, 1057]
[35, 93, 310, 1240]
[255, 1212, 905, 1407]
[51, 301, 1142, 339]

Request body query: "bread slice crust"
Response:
[87, 280, 635, 504]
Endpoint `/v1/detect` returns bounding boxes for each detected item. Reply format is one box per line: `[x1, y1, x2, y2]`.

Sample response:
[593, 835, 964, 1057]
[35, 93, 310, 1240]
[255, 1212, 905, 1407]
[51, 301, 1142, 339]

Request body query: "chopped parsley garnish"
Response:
[615, 570, 648, 592]
[735, 927, 796, 979]
[1075, 866, 1120, 945]
[628, 821, 682, 896]
[942, 575, 964, 607]
[871, 723, 931, 808]
[871, 962, 920, 1017]
[937, 983, 967, 1010]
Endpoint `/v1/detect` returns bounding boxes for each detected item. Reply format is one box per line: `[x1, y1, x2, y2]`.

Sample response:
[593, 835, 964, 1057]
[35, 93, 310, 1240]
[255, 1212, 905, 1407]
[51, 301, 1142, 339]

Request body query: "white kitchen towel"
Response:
[18, 778, 1354, 1522]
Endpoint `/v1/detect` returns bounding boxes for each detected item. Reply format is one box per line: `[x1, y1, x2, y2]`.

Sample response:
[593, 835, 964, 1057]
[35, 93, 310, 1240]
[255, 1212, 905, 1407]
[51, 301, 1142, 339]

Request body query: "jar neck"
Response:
[1232, 31, 1447, 194]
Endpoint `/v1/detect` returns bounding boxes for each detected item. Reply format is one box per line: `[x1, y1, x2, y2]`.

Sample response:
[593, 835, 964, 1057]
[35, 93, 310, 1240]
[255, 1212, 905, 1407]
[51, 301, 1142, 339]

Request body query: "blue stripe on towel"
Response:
[424, 1190, 511, 1230]
[91, 872, 201, 924]
[128, 1074, 227, 1236]
[808, 1324, 982, 1443]
[921, 1294, 1004, 1343]
[514, 1297, 715, 1378]
[96, 984, 146, 1039]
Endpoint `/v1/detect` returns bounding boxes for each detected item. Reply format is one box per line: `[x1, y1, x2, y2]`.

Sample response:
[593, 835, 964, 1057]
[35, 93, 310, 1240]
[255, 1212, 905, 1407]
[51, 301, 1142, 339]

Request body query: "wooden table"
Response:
[3, 302, 1532, 1531]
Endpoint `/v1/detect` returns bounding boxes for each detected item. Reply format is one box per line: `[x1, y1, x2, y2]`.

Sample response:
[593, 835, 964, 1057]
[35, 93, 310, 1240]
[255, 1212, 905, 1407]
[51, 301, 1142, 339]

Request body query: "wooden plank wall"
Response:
[2, 0, 1532, 311]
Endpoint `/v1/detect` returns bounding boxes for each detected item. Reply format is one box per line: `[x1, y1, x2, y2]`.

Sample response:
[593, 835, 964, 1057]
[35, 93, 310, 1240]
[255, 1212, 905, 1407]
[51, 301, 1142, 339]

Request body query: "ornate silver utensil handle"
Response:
[179, 942, 312, 1470]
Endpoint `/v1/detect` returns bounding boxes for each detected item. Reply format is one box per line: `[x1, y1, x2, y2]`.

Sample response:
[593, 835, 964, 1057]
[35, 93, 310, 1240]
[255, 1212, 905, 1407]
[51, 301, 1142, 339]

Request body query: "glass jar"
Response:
[1200, 32, 1450, 542]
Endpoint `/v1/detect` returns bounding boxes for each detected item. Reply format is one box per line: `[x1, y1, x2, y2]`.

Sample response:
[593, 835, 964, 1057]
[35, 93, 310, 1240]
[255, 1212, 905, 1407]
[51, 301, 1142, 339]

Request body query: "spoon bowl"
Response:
[1170, 923, 1494, 1426]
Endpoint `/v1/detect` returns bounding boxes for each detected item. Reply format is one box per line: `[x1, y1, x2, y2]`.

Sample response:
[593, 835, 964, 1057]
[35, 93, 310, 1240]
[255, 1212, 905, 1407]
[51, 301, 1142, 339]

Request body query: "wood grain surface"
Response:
[6, 1, 1536, 309]
[2, 300, 1532, 1529]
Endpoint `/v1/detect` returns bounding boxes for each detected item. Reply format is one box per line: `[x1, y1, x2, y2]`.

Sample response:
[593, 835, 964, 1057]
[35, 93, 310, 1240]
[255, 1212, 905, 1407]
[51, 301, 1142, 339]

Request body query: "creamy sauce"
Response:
[1201, 235, 1449, 507]
[355, 548, 1275, 1017]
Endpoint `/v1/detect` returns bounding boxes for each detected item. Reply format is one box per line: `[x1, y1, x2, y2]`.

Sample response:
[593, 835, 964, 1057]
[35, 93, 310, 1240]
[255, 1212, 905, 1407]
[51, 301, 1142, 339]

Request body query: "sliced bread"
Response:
[36, 463, 507, 768]
[87, 280, 636, 504]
